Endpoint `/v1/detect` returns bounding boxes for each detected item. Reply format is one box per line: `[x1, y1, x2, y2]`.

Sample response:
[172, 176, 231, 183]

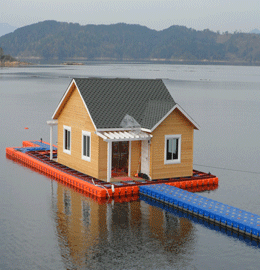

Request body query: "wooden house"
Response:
[47, 78, 199, 182]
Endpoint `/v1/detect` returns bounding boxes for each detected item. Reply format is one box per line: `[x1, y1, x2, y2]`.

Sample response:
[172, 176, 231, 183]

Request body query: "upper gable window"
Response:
[165, 135, 181, 164]
[63, 125, 71, 155]
[82, 131, 91, 162]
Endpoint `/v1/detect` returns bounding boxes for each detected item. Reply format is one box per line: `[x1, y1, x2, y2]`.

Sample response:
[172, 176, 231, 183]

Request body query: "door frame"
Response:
[111, 141, 129, 175]
[141, 140, 150, 176]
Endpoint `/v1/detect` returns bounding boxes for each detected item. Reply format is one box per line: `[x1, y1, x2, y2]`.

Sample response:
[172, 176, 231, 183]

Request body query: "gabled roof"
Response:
[52, 78, 199, 131]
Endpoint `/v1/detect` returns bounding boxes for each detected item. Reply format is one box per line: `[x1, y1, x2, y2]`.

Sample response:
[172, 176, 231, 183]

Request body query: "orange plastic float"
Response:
[6, 141, 219, 200]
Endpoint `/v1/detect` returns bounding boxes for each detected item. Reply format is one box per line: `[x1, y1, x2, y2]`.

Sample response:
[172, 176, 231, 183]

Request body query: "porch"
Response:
[96, 130, 153, 182]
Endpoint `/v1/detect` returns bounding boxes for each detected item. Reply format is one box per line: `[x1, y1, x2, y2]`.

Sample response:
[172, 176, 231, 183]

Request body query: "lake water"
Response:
[1, 63, 260, 269]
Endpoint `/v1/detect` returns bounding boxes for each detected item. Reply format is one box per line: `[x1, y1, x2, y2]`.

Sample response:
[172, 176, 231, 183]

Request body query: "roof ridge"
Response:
[74, 77, 163, 81]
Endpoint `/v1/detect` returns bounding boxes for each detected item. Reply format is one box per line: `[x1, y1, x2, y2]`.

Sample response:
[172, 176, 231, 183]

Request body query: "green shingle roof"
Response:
[74, 78, 176, 130]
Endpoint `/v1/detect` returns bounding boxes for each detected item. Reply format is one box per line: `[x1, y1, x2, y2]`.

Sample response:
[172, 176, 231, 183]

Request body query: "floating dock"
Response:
[6, 140, 218, 199]
[140, 195, 260, 246]
[139, 184, 260, 240]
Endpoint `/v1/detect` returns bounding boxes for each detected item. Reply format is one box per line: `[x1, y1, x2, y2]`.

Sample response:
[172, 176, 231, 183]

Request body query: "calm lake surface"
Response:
[1, 63, 260, 269]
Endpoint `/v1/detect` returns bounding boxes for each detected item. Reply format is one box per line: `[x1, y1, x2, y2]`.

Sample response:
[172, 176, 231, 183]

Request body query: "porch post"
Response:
[50, 125, 53, 160]
[128, 141, 131, 177]
[107, 141, 112, 182]
[47, 120, 58, 161]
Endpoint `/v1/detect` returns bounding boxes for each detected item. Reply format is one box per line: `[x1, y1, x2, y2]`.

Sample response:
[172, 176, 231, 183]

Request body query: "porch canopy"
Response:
[96, 130, 152, 182]
[96, 130, 152, 142]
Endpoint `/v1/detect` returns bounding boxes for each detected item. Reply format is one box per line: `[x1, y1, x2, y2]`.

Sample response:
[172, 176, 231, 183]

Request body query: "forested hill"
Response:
[1, 20, 260, 64]
[0, 47, 29, 66]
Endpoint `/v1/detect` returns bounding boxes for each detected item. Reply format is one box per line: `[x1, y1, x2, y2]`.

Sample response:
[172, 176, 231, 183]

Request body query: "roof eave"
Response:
[51, 79, 97, 131]
[150, 104, 200, 132]
[74, 80, 97, 131]
[52, 79, 75, 119]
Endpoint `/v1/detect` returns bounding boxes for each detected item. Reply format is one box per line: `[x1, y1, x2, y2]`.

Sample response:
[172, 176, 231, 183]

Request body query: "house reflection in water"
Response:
[54, 182, 195, 269]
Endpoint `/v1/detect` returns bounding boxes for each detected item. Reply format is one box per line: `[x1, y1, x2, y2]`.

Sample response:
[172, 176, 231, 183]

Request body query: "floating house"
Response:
[47, 78, 199, 182]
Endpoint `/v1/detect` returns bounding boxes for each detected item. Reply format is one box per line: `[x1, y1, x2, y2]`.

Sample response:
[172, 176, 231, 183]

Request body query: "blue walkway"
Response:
[139, 184, 260, 239]
[140, 194, 260, 247]
[15, 141, 57, 153]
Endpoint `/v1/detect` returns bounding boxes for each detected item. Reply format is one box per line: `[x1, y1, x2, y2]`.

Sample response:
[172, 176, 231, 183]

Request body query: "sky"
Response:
[1, 0, 260, 33]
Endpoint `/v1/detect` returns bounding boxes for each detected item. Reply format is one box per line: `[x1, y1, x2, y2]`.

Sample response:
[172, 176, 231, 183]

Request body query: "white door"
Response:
[141, 140, 150, 176]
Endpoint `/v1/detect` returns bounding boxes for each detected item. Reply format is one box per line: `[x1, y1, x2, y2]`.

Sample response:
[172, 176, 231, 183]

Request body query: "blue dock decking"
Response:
[15, 141, 57, 153]
[139, 184, 260, 240]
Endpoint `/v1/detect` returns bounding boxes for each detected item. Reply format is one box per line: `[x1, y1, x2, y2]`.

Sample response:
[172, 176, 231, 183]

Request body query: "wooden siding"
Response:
[57, 83, 99, 178]
[150, 108, 194, 179]
[130, 141, 141, 177]
[98, 137, 108, 180]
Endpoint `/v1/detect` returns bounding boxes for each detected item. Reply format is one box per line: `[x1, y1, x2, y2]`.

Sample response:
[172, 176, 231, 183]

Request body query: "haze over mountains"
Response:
[0, 23, 17, 37]
[1, 20, 260, 64]
[250, 29, 260, 34]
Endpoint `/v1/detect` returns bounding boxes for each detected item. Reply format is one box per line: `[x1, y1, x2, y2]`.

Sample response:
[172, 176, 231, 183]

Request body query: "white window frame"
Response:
[164, 134, 181, 164]
[63, 125, 71, 155]
[82, 130, 91, 162]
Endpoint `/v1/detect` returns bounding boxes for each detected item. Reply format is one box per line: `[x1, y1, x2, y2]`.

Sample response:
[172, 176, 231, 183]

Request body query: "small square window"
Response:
[82, 131, 91, 161]
[165, 135, 181, 164]
[63, 125, 71, 154]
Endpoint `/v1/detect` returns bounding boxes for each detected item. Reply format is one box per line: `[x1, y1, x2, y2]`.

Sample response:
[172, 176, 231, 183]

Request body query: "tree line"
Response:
[1, 21, 260, 63]
[0, 47, 17, 63]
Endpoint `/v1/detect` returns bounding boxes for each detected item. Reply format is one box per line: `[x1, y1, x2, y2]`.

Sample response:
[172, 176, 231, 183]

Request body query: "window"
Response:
[165, 135, 181, 164]
[82, 131, 91, 161]
[63, 125, 71, 154]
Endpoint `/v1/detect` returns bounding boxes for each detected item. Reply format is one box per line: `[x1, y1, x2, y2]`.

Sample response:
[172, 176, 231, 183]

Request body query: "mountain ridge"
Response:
[1, 20, 260, 64]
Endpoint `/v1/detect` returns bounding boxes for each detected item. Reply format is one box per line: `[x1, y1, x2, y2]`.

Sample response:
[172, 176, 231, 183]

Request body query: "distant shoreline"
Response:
[14, 57, 260, 67]
[0, 60, 31, 67]
[0, 53, 31, 67]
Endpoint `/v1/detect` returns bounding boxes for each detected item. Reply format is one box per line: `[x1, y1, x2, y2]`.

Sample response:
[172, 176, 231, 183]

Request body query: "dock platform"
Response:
[6, 140, 218, 199]
[139, 184, 260, 240]
[140, 194, 260, 246]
